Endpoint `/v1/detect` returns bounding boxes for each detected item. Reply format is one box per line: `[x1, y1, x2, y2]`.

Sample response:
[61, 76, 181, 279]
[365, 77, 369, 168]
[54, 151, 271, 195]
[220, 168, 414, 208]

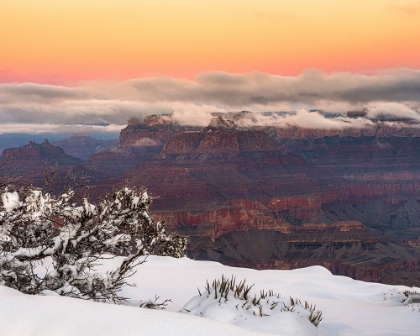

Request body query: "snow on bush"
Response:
[403, 291, 420, 305]
[382, 287, 420, 305]
[381, 287, 420, 314]
[0, 185, 188, 304]
[181, 275, 323, 335]
[1, 189, 19, 212]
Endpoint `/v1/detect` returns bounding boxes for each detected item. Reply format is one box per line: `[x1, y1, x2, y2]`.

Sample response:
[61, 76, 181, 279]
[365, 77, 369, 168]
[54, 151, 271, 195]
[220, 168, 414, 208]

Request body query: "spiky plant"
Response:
[182, 275, 323, 327]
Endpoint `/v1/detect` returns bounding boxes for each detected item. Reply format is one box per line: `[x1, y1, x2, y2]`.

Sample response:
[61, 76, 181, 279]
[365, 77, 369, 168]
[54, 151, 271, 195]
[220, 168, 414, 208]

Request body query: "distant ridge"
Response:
[70, 132, 90, 137]
[52, 135, 117, 160]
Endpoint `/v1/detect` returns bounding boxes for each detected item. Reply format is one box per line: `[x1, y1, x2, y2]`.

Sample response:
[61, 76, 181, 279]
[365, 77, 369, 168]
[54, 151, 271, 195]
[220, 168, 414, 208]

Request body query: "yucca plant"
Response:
[182, 275, 323, 327]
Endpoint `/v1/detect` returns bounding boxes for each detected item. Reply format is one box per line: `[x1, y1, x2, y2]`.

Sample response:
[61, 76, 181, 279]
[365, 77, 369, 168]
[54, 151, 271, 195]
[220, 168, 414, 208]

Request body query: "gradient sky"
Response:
[1, 0, 420, 134]
[1, 0, 420, 83]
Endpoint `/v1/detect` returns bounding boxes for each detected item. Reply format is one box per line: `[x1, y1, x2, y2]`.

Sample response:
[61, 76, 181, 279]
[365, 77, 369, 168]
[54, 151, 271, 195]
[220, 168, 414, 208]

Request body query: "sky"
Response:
[0, 0, 420, 133]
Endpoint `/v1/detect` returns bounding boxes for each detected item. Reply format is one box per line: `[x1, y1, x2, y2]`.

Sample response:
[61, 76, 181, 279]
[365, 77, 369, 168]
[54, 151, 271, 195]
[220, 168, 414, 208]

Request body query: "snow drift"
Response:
[1, 256, 420, 336]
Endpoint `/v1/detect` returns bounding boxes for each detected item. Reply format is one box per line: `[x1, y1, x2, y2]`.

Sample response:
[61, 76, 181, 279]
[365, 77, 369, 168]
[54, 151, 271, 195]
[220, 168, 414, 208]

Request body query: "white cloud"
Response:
[0, 123, 125, 134]
[1, 69, 420, 133]
[366, 102, 420, 121]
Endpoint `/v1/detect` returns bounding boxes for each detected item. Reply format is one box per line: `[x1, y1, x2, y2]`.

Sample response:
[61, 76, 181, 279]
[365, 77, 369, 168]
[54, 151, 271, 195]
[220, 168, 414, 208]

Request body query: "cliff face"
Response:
[89, 120, 420, 285]
[153, 202, 362, 241]
[159, 130, 280, 158]
[88, 120, 420, 213]
[119, 128, 178, 147]
[1, 140, 82, 184]
[80, 120, 202, 182]
[5, 114, 420, 285]
[267, 123, 420, 140]
[2, 139, 82, 165]
[119, 116, 201, 147]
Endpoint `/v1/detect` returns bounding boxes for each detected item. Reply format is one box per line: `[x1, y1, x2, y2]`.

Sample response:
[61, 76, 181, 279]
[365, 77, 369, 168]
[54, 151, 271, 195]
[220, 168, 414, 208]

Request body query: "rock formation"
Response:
[4, 113, 420, 285]
[1, 139, 82, 185]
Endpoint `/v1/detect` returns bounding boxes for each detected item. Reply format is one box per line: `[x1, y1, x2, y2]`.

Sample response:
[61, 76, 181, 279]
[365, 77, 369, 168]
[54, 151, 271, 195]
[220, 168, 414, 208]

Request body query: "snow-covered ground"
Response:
[1, 256, 419, 336]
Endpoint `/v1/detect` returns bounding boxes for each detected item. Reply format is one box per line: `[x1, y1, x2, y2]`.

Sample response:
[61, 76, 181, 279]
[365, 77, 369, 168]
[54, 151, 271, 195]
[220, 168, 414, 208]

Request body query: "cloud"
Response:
[0, 123, 124, 134]
[0, 83, 89, 102]
[125, 69, 420, 107]
[1, 68, 420, 133]
[228, 110, 375, 130]
[132, 138, 159, 147]
[366, 102, 420, 121]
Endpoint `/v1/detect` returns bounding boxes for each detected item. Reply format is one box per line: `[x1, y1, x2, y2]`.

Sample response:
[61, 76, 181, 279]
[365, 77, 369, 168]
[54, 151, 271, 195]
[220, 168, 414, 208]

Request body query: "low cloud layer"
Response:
[233, 110, 375, 130]
[1, 68, 420, 133]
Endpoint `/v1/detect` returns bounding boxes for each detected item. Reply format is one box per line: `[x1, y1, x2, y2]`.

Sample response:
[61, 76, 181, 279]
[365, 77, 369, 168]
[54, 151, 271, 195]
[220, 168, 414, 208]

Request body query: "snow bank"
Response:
[0, 286, 266, 336]
[180, 275, 321, 335]
[1, 256, 420, 336]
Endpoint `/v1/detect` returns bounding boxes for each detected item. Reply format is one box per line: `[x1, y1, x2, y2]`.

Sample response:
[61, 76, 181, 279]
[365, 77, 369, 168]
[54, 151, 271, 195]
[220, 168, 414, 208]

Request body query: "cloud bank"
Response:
[1, 68, 420, 133]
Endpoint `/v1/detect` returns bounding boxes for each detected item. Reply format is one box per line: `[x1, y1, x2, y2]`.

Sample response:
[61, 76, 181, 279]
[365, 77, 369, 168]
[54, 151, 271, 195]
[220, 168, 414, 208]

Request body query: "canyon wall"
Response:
[4, 114, 420, 285]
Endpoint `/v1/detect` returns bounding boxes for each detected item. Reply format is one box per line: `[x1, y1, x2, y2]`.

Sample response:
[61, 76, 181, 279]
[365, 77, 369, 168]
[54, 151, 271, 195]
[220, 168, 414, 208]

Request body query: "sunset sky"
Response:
[1, 0, 420, 82]
[1, 0, 420, 133]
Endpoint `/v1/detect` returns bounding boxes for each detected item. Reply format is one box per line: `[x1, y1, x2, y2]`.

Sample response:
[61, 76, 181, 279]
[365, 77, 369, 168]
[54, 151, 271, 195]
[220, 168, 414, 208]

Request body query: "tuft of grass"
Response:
[196, 275, 323, 327]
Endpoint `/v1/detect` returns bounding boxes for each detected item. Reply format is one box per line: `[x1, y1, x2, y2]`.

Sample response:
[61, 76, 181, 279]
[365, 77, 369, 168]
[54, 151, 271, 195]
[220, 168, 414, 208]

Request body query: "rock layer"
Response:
[4, 114, 420, 285]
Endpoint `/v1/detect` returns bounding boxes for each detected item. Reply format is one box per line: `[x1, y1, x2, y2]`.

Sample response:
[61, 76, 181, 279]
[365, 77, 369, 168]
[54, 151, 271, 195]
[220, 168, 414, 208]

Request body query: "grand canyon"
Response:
[2, 111, 420, 286]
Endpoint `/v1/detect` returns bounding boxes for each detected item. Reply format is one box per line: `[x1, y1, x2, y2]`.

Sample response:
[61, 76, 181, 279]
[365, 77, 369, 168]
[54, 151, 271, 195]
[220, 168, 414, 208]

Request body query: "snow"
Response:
[181, 291, 319, 335]
[1, 256, 420, 336]
[0, 286, 266, 336]
[2, 191, 20, 212]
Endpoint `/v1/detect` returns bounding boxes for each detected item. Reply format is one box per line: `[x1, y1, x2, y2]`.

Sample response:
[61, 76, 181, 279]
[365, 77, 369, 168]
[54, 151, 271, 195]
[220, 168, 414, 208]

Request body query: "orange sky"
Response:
[1, 0, 420, 83]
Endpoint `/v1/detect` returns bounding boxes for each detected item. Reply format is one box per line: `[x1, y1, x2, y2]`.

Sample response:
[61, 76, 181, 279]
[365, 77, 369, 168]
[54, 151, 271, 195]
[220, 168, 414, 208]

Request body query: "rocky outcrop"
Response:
[159, 130, 280, 159]
[1, 140, 82, 184]
[0, 133, 65, 154]
[82, 123, 420, 234]
[154, 202, 363, 241]
[97, 123, 420, 285]
[5, 113, 420, 285]
[2, 139, 81, 165]
[266, 124, 420, 140]
[119, 115, 201, 147]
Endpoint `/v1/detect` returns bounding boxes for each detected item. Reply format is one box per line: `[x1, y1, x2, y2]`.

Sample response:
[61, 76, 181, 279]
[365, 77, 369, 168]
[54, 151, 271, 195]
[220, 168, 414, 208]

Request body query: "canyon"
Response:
[2, 112, 420, 285]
